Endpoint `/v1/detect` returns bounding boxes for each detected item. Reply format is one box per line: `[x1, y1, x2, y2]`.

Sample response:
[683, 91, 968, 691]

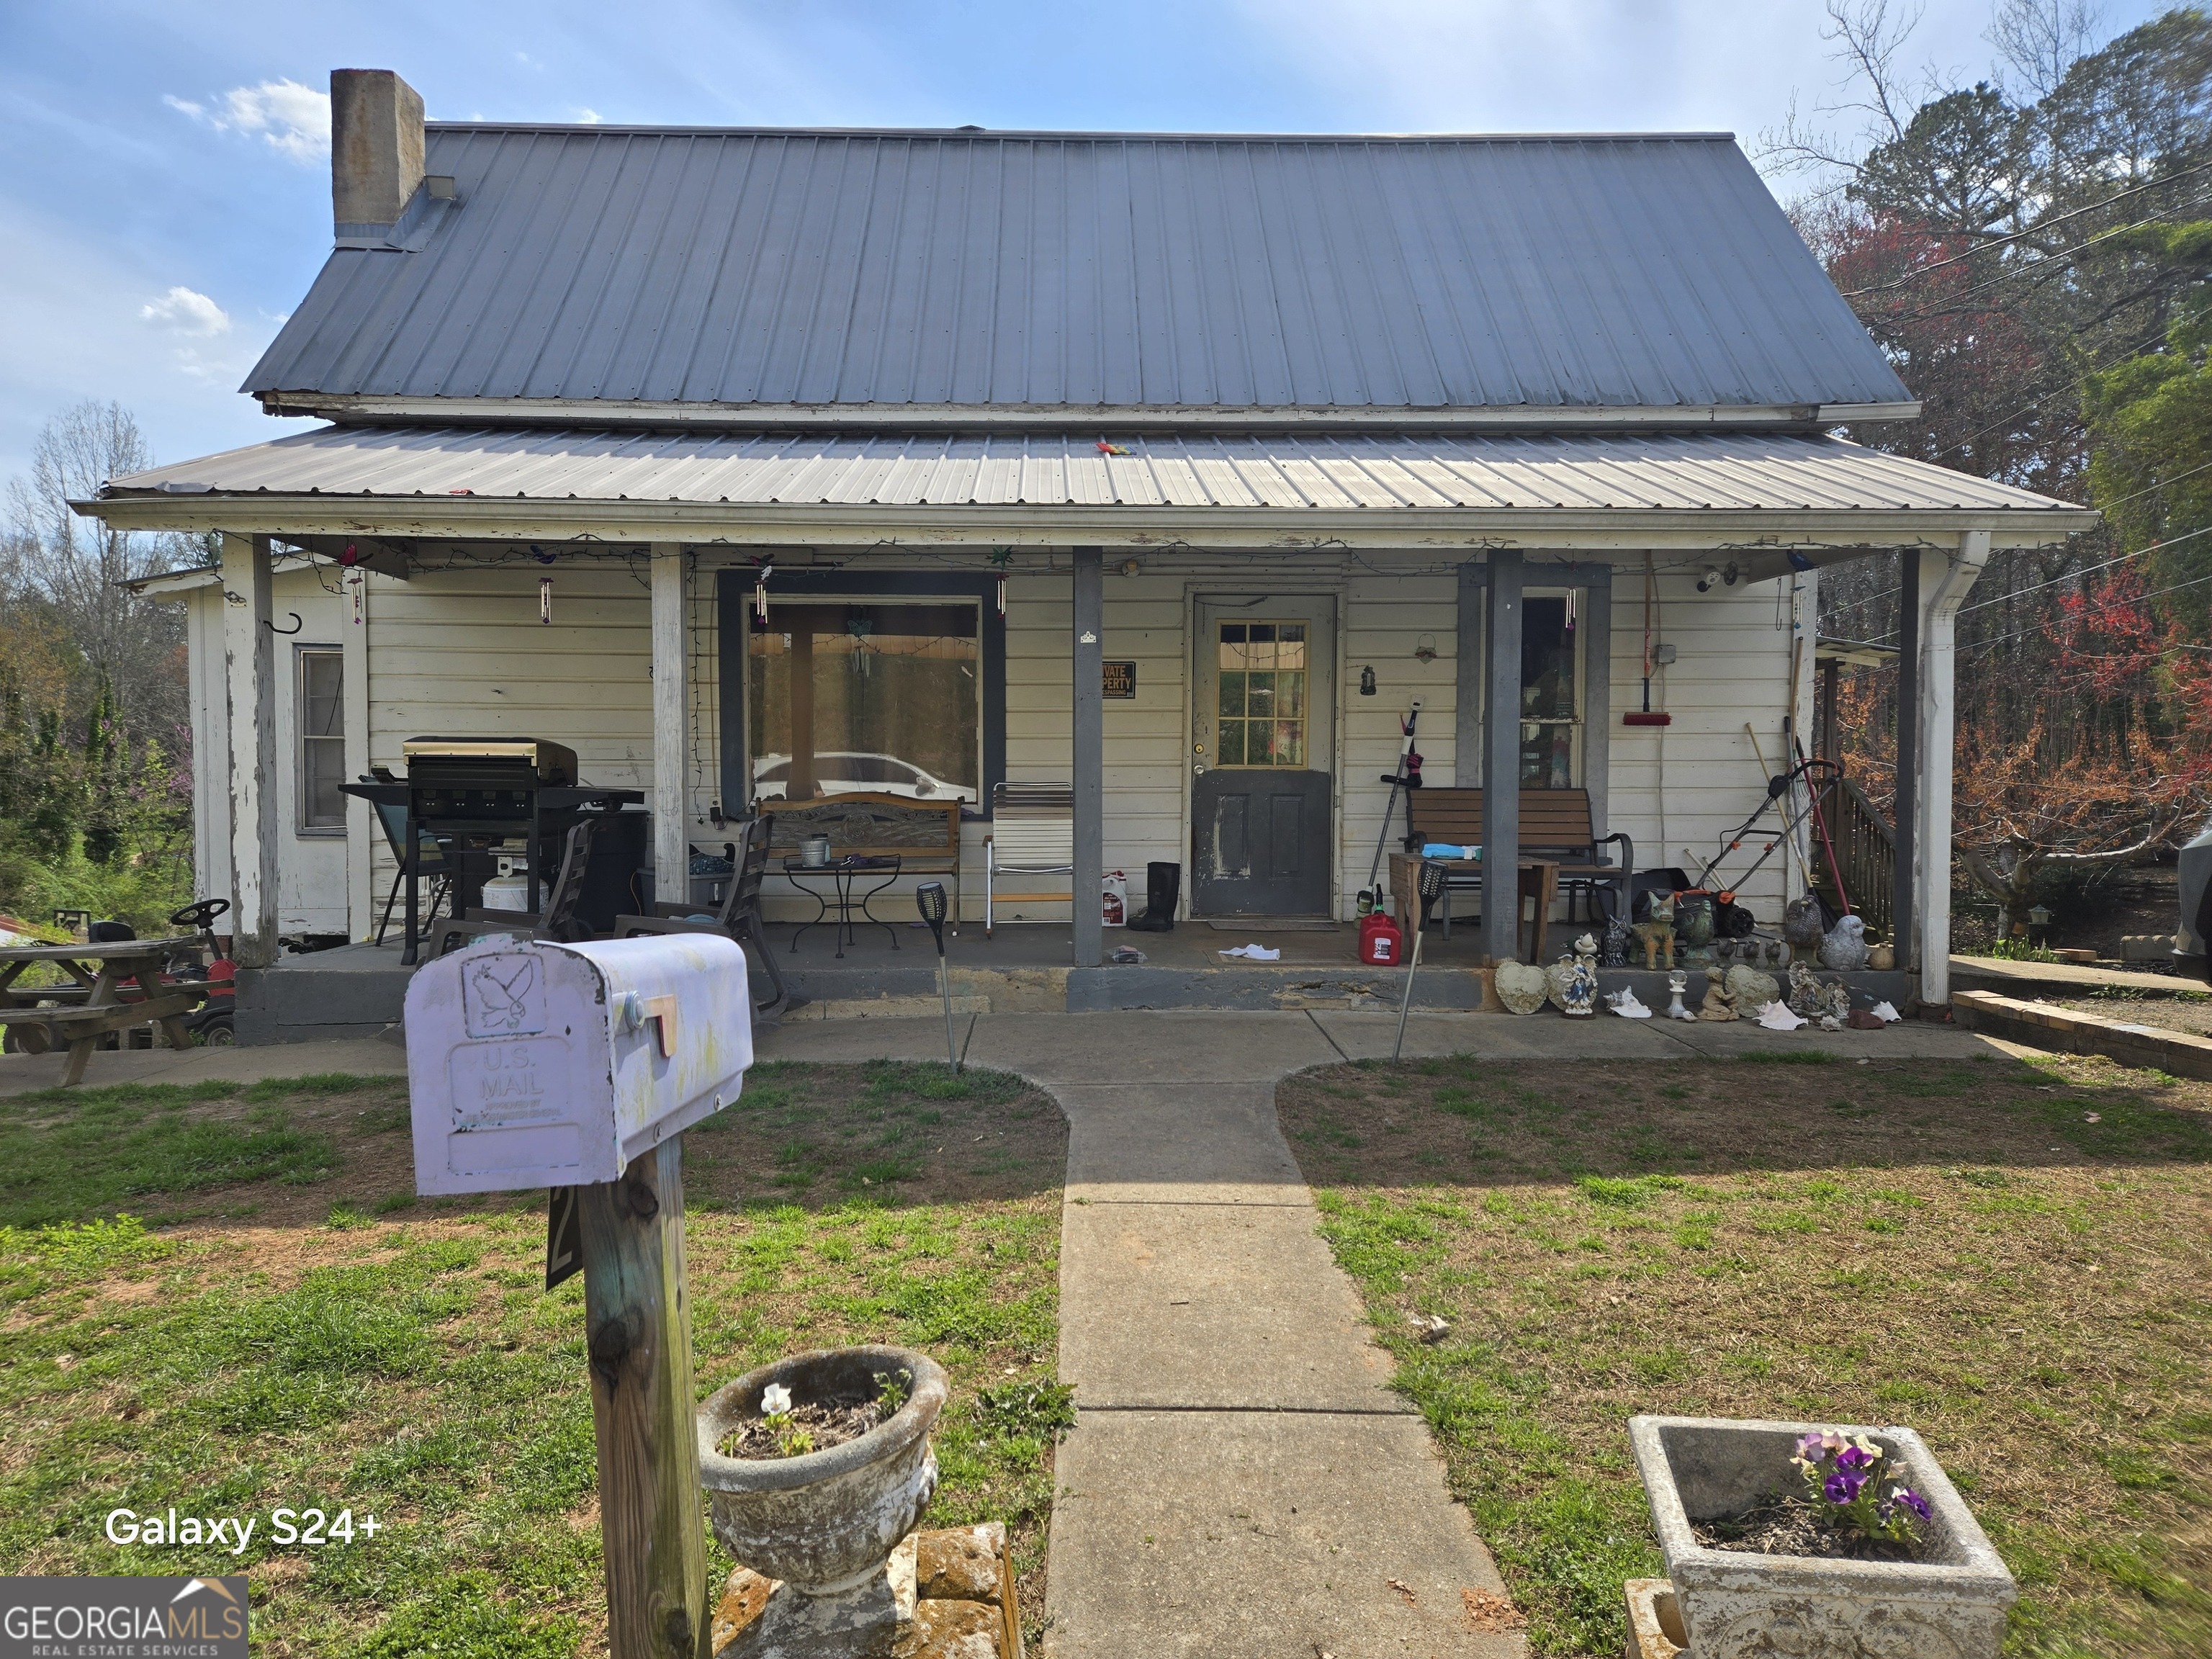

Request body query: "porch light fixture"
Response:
[1359, 665, 1377, 696]
[1695, 562, 1741, 593]
[539, 575, 553, 625]
[1120, 559, 1142, 577]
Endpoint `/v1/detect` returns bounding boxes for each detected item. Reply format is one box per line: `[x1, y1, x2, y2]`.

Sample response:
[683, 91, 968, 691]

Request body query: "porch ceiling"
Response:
[83, 425, 2095, 550]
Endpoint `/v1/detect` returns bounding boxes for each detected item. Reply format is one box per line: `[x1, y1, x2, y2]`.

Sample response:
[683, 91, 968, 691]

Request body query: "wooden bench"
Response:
[760, 793, 964, 933]
[0, 994, 203, 1087]
[1401, 787, 1632, 933]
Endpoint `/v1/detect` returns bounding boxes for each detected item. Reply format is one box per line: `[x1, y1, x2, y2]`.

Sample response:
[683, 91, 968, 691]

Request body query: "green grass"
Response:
[0, 1062, 1068, 1654]
[1282, 1051, 2212, 1659]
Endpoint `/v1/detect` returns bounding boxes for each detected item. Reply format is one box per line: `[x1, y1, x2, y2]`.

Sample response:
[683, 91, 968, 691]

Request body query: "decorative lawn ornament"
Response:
[1725, 963, 1779, 1009]
[1696, 966, 1740, 1021]
[1820, 913, 1870, 971]
[1495, 959, 1550, 1015]
[1632, 892, 1678, 971]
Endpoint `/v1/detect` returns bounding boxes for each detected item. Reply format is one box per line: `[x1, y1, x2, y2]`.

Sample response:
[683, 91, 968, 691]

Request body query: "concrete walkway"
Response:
[755, 1008, 2000, 1659]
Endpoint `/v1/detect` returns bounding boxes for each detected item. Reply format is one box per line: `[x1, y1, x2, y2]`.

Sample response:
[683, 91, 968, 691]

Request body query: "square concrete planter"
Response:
[1629, 1415, 2016, 1659]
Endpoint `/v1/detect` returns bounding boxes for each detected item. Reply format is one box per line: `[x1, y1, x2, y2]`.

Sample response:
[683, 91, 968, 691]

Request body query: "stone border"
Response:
[1952, 989, 2212, 1082]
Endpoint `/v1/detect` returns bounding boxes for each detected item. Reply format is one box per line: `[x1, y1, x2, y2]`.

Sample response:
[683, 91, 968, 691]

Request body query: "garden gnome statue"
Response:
[1563, 932, 1599, 1017]
[1697, 966, 1740, 1020]
[1820, 913, 1870, 971]
[1632, 893, 1678, 971]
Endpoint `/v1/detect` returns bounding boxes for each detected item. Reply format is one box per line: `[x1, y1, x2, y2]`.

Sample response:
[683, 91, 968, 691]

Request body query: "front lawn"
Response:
[1278, 1049, 2212, 1659]
[0, 1061, 1067, 1655]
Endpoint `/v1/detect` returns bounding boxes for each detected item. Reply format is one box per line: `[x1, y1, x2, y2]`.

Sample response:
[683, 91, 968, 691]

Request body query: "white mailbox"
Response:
[404, 933, 755, 1195]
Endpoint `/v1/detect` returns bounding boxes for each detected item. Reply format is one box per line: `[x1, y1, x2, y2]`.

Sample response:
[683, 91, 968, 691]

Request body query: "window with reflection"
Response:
[749, 601, 981, 802]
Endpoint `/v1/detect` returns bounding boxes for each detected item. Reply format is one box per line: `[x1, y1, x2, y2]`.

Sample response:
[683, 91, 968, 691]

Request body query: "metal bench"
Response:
[760, 793, 964, 933]
[1402, 787, 1631, 935]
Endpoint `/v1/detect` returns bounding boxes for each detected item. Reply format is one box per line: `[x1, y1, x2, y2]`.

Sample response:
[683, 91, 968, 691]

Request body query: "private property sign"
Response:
[1102, 661, 1137, 698]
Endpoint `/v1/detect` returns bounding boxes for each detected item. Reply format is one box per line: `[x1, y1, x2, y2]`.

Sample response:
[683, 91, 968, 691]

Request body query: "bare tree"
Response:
[1989, 0, 2106, 100]
[1758, 0, 1932, 186]
[3, 401, 192, 739]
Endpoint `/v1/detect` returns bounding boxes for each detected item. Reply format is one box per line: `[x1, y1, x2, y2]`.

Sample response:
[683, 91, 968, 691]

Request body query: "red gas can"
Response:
[1358, 912, 1403, 966]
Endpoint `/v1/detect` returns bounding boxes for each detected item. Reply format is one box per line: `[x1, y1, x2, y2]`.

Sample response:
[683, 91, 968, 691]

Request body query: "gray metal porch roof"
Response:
[104, 426, 2077, 518]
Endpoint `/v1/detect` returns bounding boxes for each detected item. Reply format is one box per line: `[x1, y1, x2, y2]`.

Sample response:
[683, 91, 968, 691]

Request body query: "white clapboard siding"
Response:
[1605, 567, 1813, 918]
[1336, 572, 1460, 914]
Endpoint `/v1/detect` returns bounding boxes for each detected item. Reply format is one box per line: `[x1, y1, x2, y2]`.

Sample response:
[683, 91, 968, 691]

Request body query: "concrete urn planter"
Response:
[698, 1345, 948, 1596]
[1629, 1415, 2017, 1659]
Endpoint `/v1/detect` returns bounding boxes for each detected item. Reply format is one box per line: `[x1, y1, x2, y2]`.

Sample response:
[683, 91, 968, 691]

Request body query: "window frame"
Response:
[718, 570, 1007, 818]
[295, 644, 347, 837]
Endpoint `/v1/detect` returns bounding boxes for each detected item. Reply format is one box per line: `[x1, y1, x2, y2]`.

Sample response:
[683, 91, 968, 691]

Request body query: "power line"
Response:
[1961, 565, 2212, 655]
[1840, 156, 2212, 297]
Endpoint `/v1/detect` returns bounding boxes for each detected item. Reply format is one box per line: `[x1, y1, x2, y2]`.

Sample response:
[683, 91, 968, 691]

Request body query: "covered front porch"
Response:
[84, 425, 2095, 1037]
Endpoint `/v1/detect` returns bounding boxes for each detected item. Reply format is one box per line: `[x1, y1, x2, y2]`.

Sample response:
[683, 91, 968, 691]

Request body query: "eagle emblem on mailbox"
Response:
[463, 953, 544, 1036]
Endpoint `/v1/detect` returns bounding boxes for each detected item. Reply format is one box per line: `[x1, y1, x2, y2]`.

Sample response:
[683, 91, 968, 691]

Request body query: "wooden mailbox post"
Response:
[406, 935, 755, 1659]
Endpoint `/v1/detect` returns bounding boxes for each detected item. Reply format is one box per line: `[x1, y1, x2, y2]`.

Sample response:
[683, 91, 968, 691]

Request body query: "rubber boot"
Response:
[1128, 862, 1180, 932]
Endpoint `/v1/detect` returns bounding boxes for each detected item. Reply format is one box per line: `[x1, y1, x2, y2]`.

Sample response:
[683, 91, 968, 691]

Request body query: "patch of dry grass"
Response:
[1279, 1050, 2212, 1658]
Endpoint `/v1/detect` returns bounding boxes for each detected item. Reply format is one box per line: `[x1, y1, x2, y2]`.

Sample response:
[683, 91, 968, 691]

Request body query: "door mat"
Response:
[1205, 918, 1341, 932]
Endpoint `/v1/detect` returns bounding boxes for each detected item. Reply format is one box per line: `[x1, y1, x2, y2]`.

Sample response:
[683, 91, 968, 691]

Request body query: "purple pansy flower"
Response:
[1835, 1445, 1874, 1473]
[1824, 1471, 1865, 1503]
[1795, 1432, 1827, 1460]
[1895, 1488, 1932, 1521]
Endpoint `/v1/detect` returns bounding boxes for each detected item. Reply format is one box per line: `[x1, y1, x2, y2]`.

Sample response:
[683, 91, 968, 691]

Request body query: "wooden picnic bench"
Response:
[0, 939, 206, 1087]
[758, 793, 964, 933]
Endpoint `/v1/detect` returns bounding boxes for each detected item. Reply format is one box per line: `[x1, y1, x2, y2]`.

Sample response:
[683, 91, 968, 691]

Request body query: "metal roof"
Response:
[105, 426, 2071, 517]
[246, 128, 1913, 423]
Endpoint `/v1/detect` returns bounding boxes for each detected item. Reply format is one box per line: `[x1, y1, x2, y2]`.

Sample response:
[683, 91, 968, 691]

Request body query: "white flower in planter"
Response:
[760, 1383, 793, 1416]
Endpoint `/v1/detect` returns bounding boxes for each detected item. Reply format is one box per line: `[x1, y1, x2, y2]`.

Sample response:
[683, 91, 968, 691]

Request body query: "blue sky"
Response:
[0, 1, 2170, 487]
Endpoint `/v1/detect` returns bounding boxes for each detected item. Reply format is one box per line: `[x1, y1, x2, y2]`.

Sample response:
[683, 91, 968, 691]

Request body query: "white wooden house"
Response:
[85, 71, 2091, 1020]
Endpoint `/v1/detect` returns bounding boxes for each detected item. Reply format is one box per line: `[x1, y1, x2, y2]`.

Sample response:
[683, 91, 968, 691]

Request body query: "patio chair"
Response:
[984, 782, 1074, 937]
[611, 816, 791, 1024]
[429, 817, 601, 957]
[367, 793, 454, 947]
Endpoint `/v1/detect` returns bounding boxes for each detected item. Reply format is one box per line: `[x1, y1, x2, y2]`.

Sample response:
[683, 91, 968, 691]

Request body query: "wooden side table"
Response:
[1388, 854, 1560, 964]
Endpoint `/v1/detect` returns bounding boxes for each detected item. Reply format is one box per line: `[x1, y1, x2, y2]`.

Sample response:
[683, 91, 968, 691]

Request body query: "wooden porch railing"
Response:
[1810, 775, 1895, 938]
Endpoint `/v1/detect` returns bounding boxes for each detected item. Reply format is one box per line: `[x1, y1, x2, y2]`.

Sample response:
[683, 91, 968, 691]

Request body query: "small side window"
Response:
[297, 649, 345, 832]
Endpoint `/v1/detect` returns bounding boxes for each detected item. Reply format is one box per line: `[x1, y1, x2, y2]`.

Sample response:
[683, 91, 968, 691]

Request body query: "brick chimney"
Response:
[331, 69, 425, 235]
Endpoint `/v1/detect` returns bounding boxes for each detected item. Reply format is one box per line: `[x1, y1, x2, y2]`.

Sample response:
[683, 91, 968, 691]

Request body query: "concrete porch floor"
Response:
[222, 917, 1917, 1040]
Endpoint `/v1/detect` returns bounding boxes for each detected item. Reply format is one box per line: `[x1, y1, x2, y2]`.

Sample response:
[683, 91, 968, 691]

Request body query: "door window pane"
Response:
[1216, 621, 1308, 768]
[749, 601, 981, 802]
[297, 649, 345, 831]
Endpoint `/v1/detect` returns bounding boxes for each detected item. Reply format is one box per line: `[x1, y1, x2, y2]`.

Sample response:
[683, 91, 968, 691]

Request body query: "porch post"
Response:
[1480, 550, 1524, 964]
[1913, 531, 1990, 1004]
[650, 543, 688, 906]
[220, 532, 279, 969]
[1072, 548, 1104, 968]
[1891, 549, 1919, 968]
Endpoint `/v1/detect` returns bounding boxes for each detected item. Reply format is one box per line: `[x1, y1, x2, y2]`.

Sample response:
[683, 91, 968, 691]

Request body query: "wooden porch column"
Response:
[1072, 548, 1104, 968]
[220, 531, 279, 969]
[650, 544, 689, 904]
[1912, 532, 1989, 1004]
[1480, 550, 1524, 964]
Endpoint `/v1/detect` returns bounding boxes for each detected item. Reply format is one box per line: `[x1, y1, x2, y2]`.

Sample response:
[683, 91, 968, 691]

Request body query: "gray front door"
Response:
[1190, 596, 1335, 915]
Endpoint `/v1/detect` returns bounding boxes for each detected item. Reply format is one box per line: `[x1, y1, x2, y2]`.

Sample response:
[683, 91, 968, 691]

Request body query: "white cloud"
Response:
[166, 78, 331, 163]
[141, 286, 231, 336]
[575, 107, 603, 124]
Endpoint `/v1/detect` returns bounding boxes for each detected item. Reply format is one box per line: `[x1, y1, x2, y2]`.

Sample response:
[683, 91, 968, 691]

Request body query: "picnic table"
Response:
[0, 938, 206, 1086]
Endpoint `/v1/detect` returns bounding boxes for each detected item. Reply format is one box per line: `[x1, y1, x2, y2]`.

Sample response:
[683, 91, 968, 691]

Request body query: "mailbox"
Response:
[404, 933, 754, 1195]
